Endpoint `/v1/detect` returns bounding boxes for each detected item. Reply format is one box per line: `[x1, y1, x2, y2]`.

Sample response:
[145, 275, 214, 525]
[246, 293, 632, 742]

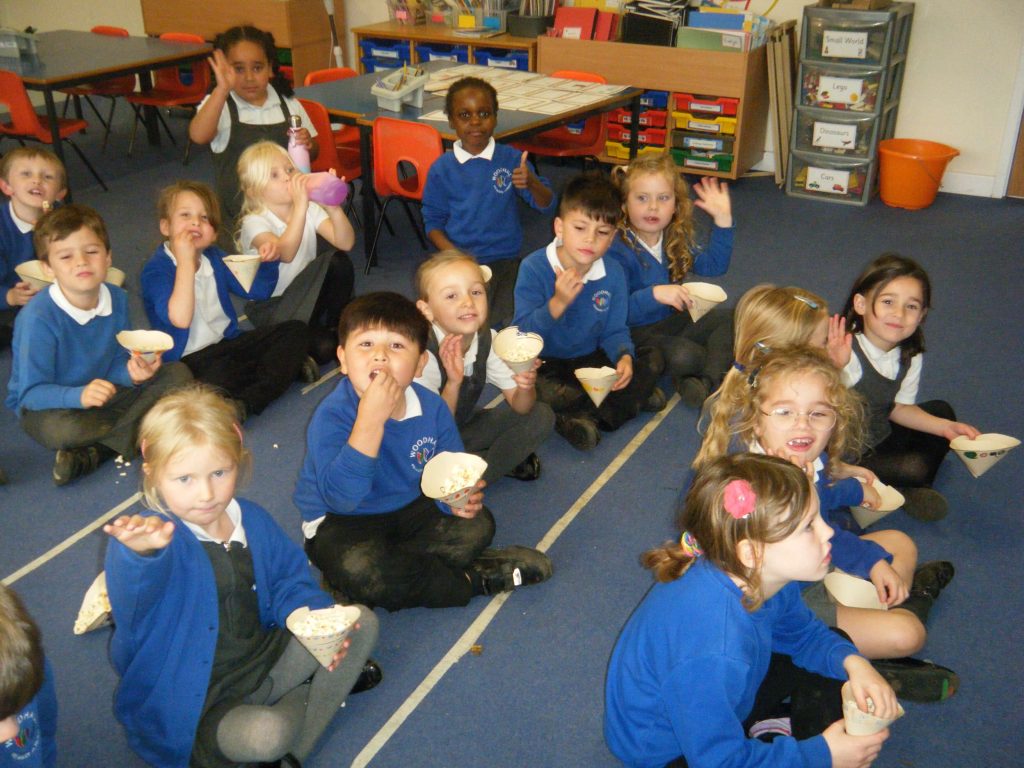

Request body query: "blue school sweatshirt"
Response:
[0, 204, 37, 310]
[0, 659, 57, 768]
[815, 454, 891, 580]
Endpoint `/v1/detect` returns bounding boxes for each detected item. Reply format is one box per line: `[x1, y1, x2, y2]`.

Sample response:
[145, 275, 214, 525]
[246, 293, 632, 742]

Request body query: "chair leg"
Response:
[398, 200, 428, 250]
[64, 138, 108, 192]
[82, 96, 110, 131]
[101, 98, 118, 152]
[365, 197, 394, 275]
[154, 109, 177, 146]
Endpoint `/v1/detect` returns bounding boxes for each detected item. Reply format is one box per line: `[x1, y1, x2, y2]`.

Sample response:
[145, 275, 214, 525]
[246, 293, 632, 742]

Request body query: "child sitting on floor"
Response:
[414, 249, 554, 483]
[293, 292, 553, 611]
[6, 205, 191, 485]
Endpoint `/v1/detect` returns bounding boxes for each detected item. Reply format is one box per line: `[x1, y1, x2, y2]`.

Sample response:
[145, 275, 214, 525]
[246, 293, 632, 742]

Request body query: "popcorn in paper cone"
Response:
[950, 433, 1019, 478]
[684, 282, 728, 322]
[223, 254, 262, 292]
[850, 479, 905, 529]
[842, 682, 904, 735]
[421, 451, 487, 509]
[116, 329, 174, 362]
[74, 571, 112, 635]
[824, 570, 886, 610]
[286, 605, 361, 668]
[575, 366, 618, 407]
[493, 326, 544, 374]
[14, 260, 52, 291]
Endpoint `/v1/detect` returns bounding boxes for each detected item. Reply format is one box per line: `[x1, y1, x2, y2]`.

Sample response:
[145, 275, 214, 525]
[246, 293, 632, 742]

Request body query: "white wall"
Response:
[4, 0, 1021, 197]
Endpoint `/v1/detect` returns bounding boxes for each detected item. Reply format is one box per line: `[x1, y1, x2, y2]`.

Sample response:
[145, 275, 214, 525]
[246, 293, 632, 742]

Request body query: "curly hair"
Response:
[444, 77, 498, 116]
[642, 453, 814, 611]
[214, 25, 293, 98]
[611, 151, 695, 281]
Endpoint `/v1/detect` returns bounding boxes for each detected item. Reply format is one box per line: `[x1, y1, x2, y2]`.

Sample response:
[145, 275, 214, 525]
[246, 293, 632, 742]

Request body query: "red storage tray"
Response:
[672, 93, 740, 116]
[606, 123, 668, 146]
[607, 108, 668, 128]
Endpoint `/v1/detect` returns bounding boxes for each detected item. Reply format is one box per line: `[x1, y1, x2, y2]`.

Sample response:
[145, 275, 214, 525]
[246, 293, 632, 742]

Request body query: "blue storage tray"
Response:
[474, 48, 529, 71]
[417, 43, 470, 63]
[358, 38, 411, 62]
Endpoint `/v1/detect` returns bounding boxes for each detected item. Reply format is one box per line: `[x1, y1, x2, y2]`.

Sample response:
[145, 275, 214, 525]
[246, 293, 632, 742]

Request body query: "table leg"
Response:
[138, 70, 161, 146]
[360, 125, 375, 268]
[41, 90, 72, 201]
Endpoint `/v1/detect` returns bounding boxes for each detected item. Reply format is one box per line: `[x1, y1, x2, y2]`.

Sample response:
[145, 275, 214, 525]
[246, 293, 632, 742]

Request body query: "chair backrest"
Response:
[153, 32, 210, 97]
[548, 70, 608, 147]
[371, 117, 442, 201]
[297, 98, 340, 173]
[92, 25, 129, 37]
[91, 26, 136, 93]
[0, 70, 48, 142]
[303, 67, 358, 87]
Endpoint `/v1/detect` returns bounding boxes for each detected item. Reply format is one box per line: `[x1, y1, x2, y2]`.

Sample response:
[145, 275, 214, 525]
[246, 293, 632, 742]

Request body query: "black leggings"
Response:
[861, 400, 955, 488]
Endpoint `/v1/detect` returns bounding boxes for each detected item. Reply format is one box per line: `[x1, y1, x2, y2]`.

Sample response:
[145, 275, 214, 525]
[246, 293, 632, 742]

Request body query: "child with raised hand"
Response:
[237, 140, 355, 363]
[0, 584, 57, 768]
[696, 346, 959, 702]
[141, 180, 318, 422]
[414, 249, 554, 483]
[294, 292, 552, 611]
[608, 151, 735, 407]
[188, 25, 318, 236]
[837, 253, 980, 522]
[605, 452, 896, 768]
[513, 172, 664, 451]
[103, 383, 378, 768]
[0, 148, 68, 350]
[6, 205, 191, 485]
[423, 76, 557, 328]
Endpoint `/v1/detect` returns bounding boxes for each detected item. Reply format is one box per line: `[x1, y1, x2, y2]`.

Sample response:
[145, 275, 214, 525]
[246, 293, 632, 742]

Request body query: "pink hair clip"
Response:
[724, 479, 756, 519]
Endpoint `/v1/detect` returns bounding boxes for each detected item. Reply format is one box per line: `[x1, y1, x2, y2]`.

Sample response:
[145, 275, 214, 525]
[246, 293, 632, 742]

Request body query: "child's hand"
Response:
[258, 240, 281, 263]
[81, 378, 116, 408]
[827, 314, 853, 368]
[6, 282, 38, 307]
[765, 447, 816, 480]
[450, 479, 485, 519]
[869, 559, 908, 607]
[822, 719, 888, 768]
[692, 177, 733, 228]
[127, 352, 162, 384]
[169, 227, 200, 268]
[438, 333, 465, 387]
[208, 48, 237, 94]
[942, 420, 981, 441]
[552, 266, 584, 312]
[511, 151, 532, 189]
[652, 284, 693, 311]
[291, 172, 311, 209]
[859, 483, 882, 510]
[831, 461, 877, 486]
[612, 354, 633, 391]
[511, 358, 540, 390]
[845, 655, 899, 720]
[104, 514, 175, 554]
[292, 127, 314, 151]
[358, 369, 404, 424]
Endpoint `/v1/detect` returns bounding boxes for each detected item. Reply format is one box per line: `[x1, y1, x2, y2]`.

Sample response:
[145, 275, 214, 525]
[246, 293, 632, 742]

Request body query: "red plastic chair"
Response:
[303, 68, 361, 152]
[512, 70, 607, 166]
[60, 26, 137, 151]
[0, 70, 107, 191]
[365, 116, 442, 274]
[126, 32, 210, 163]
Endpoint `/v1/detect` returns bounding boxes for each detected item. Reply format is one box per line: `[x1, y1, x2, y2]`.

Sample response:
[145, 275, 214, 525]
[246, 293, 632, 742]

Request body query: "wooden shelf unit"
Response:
[537, 35, 769, 179]
[352, 21, 538, 73]
[140, 0, 344, 87]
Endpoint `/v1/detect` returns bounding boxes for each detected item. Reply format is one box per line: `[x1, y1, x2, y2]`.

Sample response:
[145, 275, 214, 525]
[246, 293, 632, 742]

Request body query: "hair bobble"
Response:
[724, 479, 756, 519]
[679, 531, 703, 558]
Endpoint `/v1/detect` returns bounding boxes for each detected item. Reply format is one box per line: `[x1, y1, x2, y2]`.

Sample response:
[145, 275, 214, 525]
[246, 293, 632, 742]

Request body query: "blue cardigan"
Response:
[0, 203, 37, 310]
[0, 659, 57, 768]
[605, 557, 856, 768]
[105, 499, 333, 768]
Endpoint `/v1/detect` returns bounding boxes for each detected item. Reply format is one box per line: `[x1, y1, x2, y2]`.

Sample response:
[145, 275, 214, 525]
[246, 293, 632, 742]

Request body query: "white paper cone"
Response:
[421, 451, 487, 509]
[493, 327, 544, 374]
[842, 682, 904, 735]
[74, 571, 112, 635]
[286, 605, 361, 668]
[684, 282, 727, 322]
[116, 329, 174, 362]
[824, 570, 886, 610]
[575, 366, 618, 407]
[950, 433, 1020, 478]
[850, 480, 905, 529]
[14, 260, 52, 291]
[107, 267, 127, 287]
[480, 264, 492, 283]
[223, 254, 262, 292]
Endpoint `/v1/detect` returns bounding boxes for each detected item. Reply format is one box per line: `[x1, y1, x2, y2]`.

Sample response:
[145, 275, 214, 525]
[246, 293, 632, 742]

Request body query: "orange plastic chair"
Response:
[0, 70, 107, 191]
[296, 98, 361, 180]
[365, 116, 442, 274]
[126, 32, 210, 163]
[512, 70, 607, 166]
[60, 26, 137, 151]
[303, 68, 361, 152]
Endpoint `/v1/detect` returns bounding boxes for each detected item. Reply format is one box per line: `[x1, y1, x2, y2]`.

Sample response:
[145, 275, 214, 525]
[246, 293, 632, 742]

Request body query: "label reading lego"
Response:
[813, 121, 858, 149]
[817, 75, 864, 105]
[822, 30, 868, 59]
[805, 166, 851, 195]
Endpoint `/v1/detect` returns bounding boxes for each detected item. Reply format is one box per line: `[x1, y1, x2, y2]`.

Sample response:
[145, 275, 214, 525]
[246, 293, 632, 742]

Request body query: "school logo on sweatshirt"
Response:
[409, 436, 438, 472]
[592, 289, 612, 312]
[4, 709, 40, 762]
[492, 167, 513, 194]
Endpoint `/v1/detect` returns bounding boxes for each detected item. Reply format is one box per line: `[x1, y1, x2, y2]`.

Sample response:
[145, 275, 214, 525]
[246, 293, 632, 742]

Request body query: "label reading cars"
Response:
[816, 76, 864, 106]
[813, 121, 858, 149]
[805, 166, 851, 195]
[822, 31, 868, 59]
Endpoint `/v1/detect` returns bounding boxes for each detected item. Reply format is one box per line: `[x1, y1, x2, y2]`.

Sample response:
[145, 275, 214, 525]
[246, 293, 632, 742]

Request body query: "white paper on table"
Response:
[589, 84, 630, 95]
[500, 84, 549, 97]
[504, 97, 549, 111]
[530, 100, 573, 115]
[560, 92, 605, 105]
[419, 110, 450, 121]
[529, 77, 572, 90]
[425, 80, 452, 93]
[500, 71, 543, 82]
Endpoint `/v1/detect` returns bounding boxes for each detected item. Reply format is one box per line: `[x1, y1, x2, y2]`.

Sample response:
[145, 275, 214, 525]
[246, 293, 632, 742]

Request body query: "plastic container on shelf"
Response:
[877, 138, 958, 209]
[670, 131, 736, 154]
[362, 56, 410, 73]
[672, 111, 738, 135]
[801, 3, 914, 66]
[607, 108, 668, 128]
[639, 90, 670, 109]
[670, 148, 734, 172]
[416, 42, 469, 63]
[604, 141, 664, 160]
[672, 93, 739, 116]
[607, 123, 667, 146]
[370, 66, 429, 112]
[798, 62, 886, 113]
[359, 38, 412, 62]
[792, 103, 896, 159]
[473, 48, 530, 70]
[787, 148, 876, 206]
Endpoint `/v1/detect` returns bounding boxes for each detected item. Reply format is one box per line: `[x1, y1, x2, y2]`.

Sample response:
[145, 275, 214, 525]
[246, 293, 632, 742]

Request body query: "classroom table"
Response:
[296, 61, 643, 266]
[1, 30, 211, 184]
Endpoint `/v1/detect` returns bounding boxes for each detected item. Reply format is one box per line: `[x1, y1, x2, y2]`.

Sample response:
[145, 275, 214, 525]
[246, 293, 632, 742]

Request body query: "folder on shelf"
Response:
[622, 11, 678, 46]
[594, 10, 619, 41]
[554, 6, 598, 39]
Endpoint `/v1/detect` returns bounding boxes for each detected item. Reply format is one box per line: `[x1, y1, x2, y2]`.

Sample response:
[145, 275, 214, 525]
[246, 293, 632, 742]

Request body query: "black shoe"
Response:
[351, 659, 383, 694]
[674, 375, 710, 408]
[299, 355, 321, 384]
[901, 487, 948, 521]
[638, 345, 665, 378]
[505, 452, 542, 481]
[470, 546, 553, 596]
[911, 561, 955, 599]
[641, 386, 667, 412]
[53, 446, 105, 486]
[872, 657, 959, 702]
[555, 414, 600, 451]
[257, 754, 302, 768]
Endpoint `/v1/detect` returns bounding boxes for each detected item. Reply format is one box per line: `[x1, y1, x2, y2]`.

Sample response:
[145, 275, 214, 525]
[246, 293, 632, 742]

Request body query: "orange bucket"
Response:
[877, 139, 959, 210]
